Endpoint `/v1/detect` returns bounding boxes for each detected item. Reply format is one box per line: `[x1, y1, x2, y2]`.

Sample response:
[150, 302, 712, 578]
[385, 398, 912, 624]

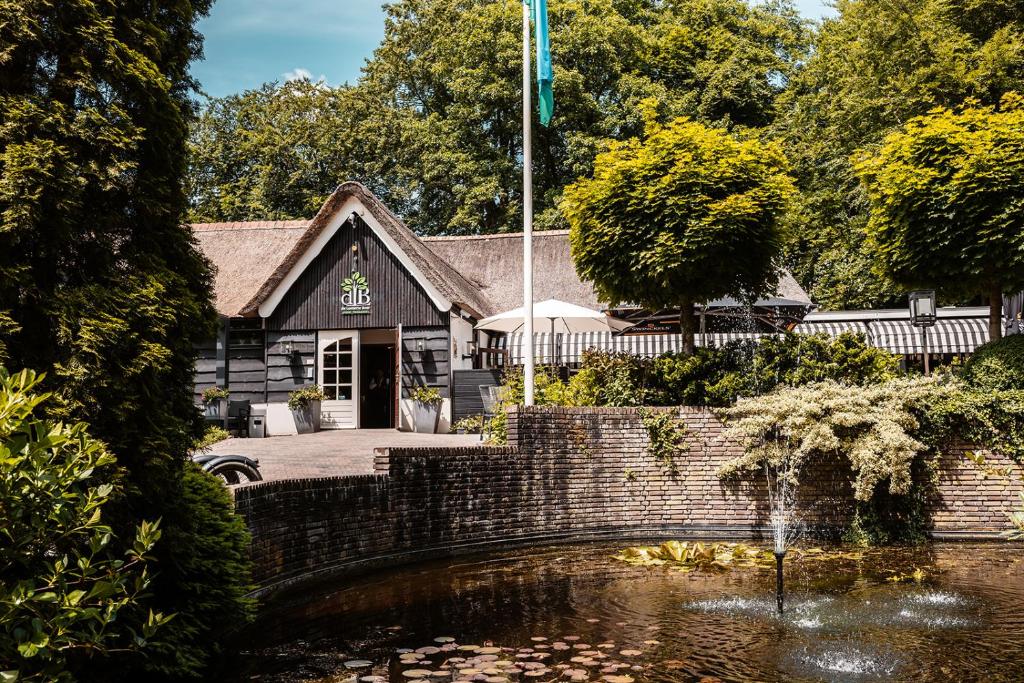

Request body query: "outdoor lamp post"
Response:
[909, 290, 937, 375]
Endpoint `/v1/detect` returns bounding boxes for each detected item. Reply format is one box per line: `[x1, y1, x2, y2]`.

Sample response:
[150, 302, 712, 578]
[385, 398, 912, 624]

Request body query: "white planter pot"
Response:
[290, 400, 322, 434]
[412, 402, 441, 434]
[204, 397, 228, 421]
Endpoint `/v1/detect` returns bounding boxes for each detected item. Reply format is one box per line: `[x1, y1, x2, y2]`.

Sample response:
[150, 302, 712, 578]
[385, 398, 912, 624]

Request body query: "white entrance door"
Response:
[318, 331, 359, 429]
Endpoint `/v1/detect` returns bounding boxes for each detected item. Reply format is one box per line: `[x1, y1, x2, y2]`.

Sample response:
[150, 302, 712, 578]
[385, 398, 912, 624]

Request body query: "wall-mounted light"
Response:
[416, 338, 425, 352]
[282, 340, 294, 355]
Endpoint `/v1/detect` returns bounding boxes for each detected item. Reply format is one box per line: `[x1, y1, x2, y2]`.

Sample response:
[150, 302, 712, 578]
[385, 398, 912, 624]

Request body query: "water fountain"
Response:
[764, 445, 801, 614]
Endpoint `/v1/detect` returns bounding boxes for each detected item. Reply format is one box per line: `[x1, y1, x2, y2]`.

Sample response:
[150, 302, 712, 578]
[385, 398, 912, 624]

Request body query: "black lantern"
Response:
[908, 290, 937, 328]
[908, 290, 937, 375]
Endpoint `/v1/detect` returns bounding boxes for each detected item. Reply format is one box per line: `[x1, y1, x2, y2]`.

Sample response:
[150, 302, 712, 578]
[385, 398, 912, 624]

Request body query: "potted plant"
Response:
[201, 387, 230, 421]
[410, 386, 443, 433]
[287, 385, 327, 434]
[451, 414, 483, 435]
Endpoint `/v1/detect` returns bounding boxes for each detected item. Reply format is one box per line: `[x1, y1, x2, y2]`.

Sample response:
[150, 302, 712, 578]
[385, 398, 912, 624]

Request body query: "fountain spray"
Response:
[765, 447, 798, 615]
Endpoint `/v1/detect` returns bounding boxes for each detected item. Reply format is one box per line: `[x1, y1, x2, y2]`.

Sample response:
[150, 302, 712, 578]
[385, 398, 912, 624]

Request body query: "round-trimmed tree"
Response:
[563, 117, 795, 354]
[855, 94, 1024, 340]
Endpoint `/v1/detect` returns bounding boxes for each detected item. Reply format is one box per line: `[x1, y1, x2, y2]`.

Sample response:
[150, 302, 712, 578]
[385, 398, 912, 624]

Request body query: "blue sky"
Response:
[192, 1, 835, 98]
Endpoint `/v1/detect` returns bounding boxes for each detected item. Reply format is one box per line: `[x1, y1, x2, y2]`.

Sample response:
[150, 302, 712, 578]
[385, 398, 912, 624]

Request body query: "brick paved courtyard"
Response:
[206, 429, 480, 482]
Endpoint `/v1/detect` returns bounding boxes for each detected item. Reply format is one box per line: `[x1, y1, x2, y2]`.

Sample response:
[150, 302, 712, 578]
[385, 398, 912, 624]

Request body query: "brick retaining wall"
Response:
[233, 406, 1024, 596]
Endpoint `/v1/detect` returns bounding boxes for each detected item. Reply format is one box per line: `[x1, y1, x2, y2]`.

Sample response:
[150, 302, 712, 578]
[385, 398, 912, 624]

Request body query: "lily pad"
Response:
[417, 647, 442, 655]
[404, 670, 435, 678]
[619, 650, 642, 657]
[344, 660, 373, 669]
[435, 637, 456, 644]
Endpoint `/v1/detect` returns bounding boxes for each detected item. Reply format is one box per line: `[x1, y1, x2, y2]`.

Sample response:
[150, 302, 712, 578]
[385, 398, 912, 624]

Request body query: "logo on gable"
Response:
[341, 271, 371, 315]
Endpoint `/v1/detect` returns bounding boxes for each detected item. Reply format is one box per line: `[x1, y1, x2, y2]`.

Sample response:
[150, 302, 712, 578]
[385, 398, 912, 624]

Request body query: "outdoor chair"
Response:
[479, 385, 496, 441]
[226, 400, 251, 438]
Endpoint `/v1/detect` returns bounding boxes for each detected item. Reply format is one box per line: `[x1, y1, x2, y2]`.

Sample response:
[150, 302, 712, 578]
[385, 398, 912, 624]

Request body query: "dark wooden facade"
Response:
[269, 215, 446, 331]
[196, 214, 456, 412]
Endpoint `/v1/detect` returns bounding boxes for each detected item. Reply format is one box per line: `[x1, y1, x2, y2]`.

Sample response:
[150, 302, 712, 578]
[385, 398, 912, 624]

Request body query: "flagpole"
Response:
[522, 0, 535, 406]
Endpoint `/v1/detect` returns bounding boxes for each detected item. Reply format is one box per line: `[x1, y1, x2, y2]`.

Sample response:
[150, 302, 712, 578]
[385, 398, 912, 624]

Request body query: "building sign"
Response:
[341, 271, 371, 315]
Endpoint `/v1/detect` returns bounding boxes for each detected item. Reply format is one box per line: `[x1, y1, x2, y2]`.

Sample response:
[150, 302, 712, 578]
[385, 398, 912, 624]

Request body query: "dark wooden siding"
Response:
[193, 318, 227, 403]
[269, 215, 446, 331]
[226, 318, 266, 403]
[452, 369, 503, 422]
[266, 332, 316, 403]
[401, 326, 450, 398]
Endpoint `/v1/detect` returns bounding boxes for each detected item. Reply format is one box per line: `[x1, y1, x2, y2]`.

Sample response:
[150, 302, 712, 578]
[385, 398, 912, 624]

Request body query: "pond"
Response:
[230, 542, 1024, 682]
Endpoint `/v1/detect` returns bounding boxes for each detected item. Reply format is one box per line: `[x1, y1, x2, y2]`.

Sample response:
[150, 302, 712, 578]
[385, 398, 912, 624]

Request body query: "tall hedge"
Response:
[0, 2, 253, 679]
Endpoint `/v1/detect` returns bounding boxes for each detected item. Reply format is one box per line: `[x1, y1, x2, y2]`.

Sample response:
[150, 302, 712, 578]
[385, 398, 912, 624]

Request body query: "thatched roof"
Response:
[193, 220, 309, 318]
[193, 184, 812, 320]
[192, 182, 491, 318]
[422, 230, 812, 313]
[422, 231, 602, 314]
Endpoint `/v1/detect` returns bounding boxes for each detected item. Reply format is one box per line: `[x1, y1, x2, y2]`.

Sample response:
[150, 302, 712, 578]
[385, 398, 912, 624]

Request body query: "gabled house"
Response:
[193, 181, 812, 431]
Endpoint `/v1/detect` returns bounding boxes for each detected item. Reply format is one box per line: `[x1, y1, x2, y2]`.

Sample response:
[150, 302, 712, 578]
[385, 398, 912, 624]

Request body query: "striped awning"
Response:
[868, 319, 989, 355]
[502, 332, 559, 365]
[794, 321, 870, 338]
[496, 331, 774, 365]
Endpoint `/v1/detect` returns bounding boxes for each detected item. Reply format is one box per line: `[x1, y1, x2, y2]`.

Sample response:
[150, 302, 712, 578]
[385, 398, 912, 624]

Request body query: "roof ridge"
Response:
[192, 220, 310, 231]
[421, 229, 570, 241]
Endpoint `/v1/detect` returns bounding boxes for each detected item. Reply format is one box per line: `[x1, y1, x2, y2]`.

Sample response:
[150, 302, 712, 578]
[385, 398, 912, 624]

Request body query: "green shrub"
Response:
[409, 386, 443, 406]
[286, 384, 327, 410]
[451, 415, 484, 434]
[0, 369, 170, 682]
[650, 332, 901, 407]
[961, 335, 1024, 392]
[130, 464, 254, 680]
[192, 424, 230, 452]
[200, 387, 229, 405]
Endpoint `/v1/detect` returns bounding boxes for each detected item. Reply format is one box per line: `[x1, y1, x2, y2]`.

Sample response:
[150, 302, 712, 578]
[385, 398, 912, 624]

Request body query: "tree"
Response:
[0, 369, 169, 682]
[188, 0, 810, 234]
[0, 1, 252, 678]
[854, 95, 1024, 340]
[777, 0, 1024, 310]
[563, 117, 795, 354]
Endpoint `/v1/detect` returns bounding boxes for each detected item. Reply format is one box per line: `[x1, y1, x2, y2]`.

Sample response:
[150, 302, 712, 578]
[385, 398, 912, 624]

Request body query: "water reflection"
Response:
[230, 543, 1024, 682]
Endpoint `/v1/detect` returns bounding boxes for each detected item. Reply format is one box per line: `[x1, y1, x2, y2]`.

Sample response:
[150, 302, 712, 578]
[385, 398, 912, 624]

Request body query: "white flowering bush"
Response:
[717, 376, 957, 501]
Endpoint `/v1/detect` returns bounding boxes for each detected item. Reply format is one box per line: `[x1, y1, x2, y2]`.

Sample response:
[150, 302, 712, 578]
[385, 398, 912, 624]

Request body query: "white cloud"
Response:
[283, 67, 314, 82]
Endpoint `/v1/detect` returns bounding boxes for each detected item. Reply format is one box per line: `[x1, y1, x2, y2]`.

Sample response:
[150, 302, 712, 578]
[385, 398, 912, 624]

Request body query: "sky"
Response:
[191, 1, 836, 99]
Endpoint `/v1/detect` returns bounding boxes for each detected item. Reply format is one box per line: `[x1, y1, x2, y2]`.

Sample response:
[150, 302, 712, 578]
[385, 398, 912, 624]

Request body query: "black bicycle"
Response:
[191, 453, 263, 485]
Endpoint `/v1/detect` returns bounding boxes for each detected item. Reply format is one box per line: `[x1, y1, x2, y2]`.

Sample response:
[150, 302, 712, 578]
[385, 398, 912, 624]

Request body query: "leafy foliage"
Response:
[638, 409, 689, 473]
[188, 0, 810, 234]
[719, 373, 1024, 505]
[564, 117, 794, 352]
[137, 465, 254, 680]
[201, 387, 229, 405]
[0, 369, 169, 682]
[960, 334, 1024, 392]
[0, 2, 260, 679]
[718, 377, 950, 501]
[854, 95, 1024, 336]
[650, 333, 901, 407]
[192, 425, 230, 452]
[614, 541, 850, 572]
[409, 386, 444, 407]
[778, 0, 1024, 310]
[287, 385, 328, 411]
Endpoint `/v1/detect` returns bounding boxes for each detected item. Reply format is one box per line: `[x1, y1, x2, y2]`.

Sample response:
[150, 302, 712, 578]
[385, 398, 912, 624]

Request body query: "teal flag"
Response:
[527, 0, 554, 125]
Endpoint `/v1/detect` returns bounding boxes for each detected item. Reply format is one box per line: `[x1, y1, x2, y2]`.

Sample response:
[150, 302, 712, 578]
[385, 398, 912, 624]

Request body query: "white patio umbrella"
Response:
[475, 299, 633, 365]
